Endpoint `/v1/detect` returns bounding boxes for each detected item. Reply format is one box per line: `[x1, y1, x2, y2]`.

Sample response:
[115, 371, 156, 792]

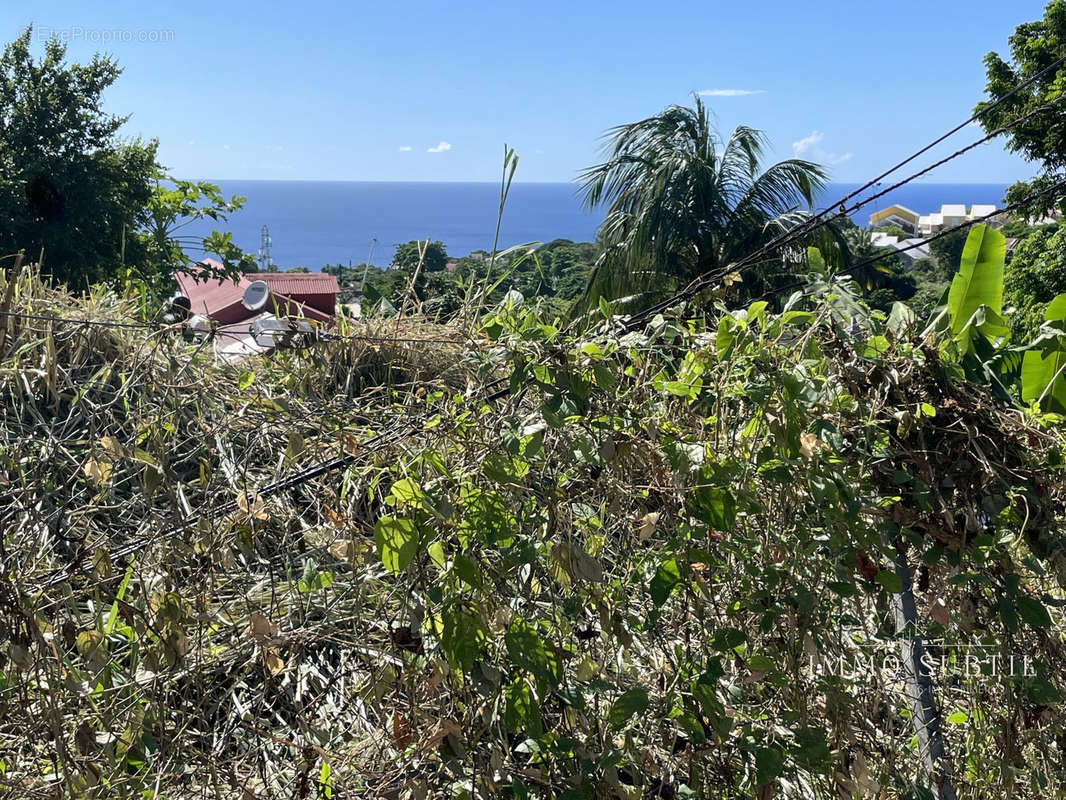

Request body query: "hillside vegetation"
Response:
[4, 225, 1066, 798]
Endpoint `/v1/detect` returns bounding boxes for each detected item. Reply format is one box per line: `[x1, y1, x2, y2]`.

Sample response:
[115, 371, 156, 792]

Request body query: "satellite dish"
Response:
[242, 280, 271, 311]
[186, 314, 212, 337]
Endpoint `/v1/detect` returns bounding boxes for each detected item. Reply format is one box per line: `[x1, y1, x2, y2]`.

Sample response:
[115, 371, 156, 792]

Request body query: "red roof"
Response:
[176, 262, 338, 324]
[256, 273, 339, 295]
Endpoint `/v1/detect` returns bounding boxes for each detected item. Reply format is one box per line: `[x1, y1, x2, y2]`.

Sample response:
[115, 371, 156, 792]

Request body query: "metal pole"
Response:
[887, 539, 957, 800]
[359, 237, 378, 294]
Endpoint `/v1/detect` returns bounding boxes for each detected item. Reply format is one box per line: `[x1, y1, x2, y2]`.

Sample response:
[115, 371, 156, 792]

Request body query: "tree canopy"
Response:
[393, 239, 449, 272]
[577, 96, 838, 311]
[0, 28, 157, 286]
[976, 0, 1066, 216]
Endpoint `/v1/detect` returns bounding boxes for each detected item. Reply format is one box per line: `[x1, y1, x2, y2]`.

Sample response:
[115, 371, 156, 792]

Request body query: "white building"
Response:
[917, 203, 1001, 236]
[869, 204, 920, 234]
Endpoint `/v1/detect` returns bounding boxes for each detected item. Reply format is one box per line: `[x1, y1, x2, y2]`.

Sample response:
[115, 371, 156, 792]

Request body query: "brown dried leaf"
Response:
[392, 711, 412, 750]
[638, 512, 660, 541]
[82, 457, 112, 486]
[263, 646, 285, 675]
[236, 489, 269, 520]
[99, 436, 123, 460]
[248, 612, 277, 644]
[799, 432, 823, 459]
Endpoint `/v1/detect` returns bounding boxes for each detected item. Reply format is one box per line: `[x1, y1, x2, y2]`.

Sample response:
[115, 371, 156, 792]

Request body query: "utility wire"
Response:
[26, 419, 419, 594]
[622, 88, 1066, 331]
[727, 92, 1066, 279]
[21, 66, 1066, 592]
[737, 54, 1066, 270]
[754, 175, 1066, 303]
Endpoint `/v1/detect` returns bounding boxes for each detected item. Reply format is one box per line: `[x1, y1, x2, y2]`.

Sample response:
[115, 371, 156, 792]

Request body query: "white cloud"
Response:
[792, 131, 823, 156]
[792, 130, 852, 166]
[427, 141, 452, 153]
[698, 88, 765, 97]
[398, 145, 413, 152]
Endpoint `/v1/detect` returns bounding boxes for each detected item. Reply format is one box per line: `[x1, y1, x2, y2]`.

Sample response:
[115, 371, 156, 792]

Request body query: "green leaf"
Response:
[1016, 594, 1052, 629]
[439, 607, 484, 671]
[598, 295, 612, 321]
[755, 745, 785, 785]
[237, 370, 255, 390]
[649, 559, 681, 607]
[506, 621, 562, 687]
[373, 516, 419, 573]
[690, 486, 736, 531]
[874, 569, 903, 594]
[947, 224, 1006, 352]
[389, 478, 423, 505]
[999, 595, 1019, 633]
[664, 380, 695, 398]
[792, 726, 831, 772]
[945, 711, 968, 724]
[862, 334, 891, 358]
[1021, 293, 1066, 411]
[1026, 676, 1061, 704]
[318, 761, 332, 799]
[887, 301, 917, 335]
[504, 679, 543, 737]
[747, 654, 776, 672]
[608, 687, 649, 730]
[452, 553, 483, 589]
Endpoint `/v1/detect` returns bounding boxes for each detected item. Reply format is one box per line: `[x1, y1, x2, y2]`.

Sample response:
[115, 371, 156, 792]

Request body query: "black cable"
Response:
[755, 175, 1066, 304]
[26, 419, 419, 594]
[738, 53, 1066, 270]
[727, 93, 1066, 280]
[620, 88, 1066, 332]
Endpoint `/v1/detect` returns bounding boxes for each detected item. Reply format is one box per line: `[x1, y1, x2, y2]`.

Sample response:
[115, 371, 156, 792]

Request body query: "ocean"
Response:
[182, 180, 1015, 270]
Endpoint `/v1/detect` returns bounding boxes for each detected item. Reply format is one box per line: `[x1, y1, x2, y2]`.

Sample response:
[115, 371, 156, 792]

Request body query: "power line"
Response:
[26, 419, 419, 594]
[621, 86, 1066, 331]
[726, 92, 1066, 279]
[841, 177, 1066, 277]
[755, 175, 1066, 303]
[746, 54, 1066, 267]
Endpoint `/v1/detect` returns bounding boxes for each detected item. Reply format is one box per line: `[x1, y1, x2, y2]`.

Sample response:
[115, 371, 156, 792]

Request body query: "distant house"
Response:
[891, 238, 931, 267]
[869, 233, 930, 267]
[918, 203, 1001, 236]
[941, 204, 968, 229]
[869, 204, 920, 234]
[176, 261, 338, 324]
[175, 260, 339, 358]
[918, 212, 944, 236]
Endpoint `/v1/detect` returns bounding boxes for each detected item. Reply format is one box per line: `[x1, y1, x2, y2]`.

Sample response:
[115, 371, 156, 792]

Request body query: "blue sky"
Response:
[2, 0, 1053, 183]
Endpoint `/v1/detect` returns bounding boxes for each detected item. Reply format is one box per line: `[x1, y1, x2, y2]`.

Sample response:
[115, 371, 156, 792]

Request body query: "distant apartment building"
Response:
[868, 204, 920, 234]
[917, 204, 1001, 236]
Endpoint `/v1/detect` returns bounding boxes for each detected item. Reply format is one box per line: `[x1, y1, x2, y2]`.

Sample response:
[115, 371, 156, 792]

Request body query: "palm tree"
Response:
[577, 96, 838, 312]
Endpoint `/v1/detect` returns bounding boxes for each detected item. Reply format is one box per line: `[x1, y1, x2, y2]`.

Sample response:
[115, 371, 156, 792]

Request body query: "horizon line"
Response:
[183, 177, 1027, 186]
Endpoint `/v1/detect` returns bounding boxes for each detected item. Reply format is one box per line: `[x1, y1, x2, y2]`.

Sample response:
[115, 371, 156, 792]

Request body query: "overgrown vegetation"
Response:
[11, 6, 1066, 798]
[5, 221, 1066, 798]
